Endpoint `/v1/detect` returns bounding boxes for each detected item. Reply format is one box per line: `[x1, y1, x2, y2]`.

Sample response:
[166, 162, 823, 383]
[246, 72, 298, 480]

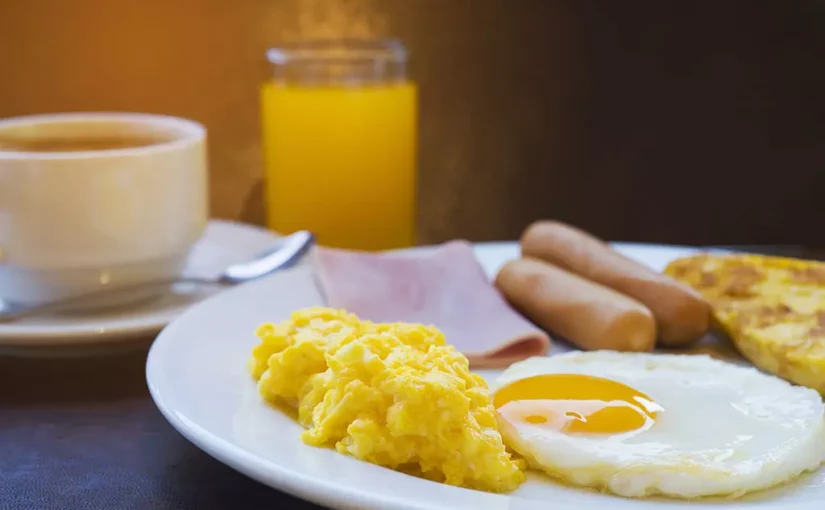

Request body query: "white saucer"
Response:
[0, 220, 281, 349]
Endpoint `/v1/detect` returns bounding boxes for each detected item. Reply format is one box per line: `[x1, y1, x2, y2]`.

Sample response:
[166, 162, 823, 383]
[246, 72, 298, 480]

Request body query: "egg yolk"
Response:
[493, 374, 661, 435]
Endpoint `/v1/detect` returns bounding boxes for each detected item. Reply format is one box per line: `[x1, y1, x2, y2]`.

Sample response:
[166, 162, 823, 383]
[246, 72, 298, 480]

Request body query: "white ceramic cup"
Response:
[0, 112, 208, 306]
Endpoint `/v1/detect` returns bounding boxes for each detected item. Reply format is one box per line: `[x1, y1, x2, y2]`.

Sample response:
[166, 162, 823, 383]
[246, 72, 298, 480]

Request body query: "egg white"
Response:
[493, 351, 825, 499]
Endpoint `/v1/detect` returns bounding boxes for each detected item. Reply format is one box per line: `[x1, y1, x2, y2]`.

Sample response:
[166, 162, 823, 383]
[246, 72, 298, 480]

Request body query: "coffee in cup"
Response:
[0, 112, 209, 307]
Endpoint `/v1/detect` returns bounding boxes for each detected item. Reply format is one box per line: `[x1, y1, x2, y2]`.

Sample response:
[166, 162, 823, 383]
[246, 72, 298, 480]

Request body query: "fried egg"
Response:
[493, 351, 825, 498]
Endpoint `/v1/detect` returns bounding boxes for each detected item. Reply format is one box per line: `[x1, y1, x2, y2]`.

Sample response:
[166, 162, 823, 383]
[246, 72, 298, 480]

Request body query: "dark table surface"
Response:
[3, 245, 824, 510]
[1, 344, 326, 510]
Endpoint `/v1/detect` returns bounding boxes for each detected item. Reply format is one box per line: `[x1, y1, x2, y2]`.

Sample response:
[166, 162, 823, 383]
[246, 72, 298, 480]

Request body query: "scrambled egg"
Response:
[249, 306, 525, 493]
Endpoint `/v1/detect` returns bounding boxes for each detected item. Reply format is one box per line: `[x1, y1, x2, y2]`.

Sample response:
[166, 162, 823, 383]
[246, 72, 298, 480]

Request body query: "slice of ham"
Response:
[312, 240, 551, 368]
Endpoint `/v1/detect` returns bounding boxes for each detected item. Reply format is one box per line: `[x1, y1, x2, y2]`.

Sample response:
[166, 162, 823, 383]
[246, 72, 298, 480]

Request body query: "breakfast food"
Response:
[493, 351, 825, 499]
[312, 241, 550, 368]
[520, 220, 711, 346]
[249, 306, 525, 492]
[665, 253, 825, 393]
[495, 258, 656, 352]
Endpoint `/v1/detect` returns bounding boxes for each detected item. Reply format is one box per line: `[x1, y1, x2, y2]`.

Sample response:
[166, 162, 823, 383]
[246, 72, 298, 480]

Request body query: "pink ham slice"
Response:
[312, 240, 551, 368]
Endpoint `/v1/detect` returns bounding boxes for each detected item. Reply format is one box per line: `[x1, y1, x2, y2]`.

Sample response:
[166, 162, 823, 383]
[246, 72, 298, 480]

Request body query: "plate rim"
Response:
[147, 355, 452, 510]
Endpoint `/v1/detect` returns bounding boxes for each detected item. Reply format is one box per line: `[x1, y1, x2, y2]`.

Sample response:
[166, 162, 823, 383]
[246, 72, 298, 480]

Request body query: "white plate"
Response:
[146, 243, 825, 510]
[0, 219, 280, 348]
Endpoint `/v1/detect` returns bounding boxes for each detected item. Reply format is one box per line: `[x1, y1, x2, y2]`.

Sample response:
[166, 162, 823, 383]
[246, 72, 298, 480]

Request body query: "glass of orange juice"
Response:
[261, 39, 417, 251]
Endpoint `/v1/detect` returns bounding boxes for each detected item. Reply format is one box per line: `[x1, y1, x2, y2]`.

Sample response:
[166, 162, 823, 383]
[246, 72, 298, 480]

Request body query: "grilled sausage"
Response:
[496, 257, 656, 352]
[520, 221, 711, 346]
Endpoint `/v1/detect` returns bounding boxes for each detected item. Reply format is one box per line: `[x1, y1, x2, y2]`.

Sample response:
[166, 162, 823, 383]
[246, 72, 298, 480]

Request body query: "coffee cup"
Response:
[0, 112, 208, 307]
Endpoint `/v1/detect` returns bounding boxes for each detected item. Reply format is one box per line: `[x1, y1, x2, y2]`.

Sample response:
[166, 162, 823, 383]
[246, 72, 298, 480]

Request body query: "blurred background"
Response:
[2, 0, 824, 246]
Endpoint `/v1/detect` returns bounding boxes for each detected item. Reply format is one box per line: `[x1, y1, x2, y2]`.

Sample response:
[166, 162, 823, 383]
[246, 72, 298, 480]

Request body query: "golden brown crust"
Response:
[665, 253, 825, 393]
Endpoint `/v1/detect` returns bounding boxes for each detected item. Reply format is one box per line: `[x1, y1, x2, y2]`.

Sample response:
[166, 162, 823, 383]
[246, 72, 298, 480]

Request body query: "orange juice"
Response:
[260, 81, 417, 251]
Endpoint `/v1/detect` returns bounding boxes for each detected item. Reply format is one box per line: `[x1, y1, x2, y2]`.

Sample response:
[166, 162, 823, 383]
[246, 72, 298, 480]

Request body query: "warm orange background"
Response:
[0, 0, 326, 227]
[0, 0, 577, 244]
[2, 1, 824, 245]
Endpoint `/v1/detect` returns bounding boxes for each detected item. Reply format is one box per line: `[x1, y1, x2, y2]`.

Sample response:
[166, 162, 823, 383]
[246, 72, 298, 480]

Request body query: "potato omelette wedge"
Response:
[664, 253, 825, 393]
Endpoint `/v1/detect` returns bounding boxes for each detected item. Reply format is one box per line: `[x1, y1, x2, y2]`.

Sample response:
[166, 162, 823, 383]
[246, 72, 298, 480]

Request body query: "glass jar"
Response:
[260, 39, 417, 250]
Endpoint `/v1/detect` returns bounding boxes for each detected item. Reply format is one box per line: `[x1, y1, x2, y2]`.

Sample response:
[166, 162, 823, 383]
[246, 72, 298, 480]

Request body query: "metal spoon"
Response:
[0, 230, 315, 323]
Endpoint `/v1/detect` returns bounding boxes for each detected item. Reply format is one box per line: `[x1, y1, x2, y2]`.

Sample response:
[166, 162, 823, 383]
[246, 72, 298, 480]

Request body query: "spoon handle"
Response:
[0, 276, 223, 323]
[0, 230, 315, 323]
[219, 230, 315, 284]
